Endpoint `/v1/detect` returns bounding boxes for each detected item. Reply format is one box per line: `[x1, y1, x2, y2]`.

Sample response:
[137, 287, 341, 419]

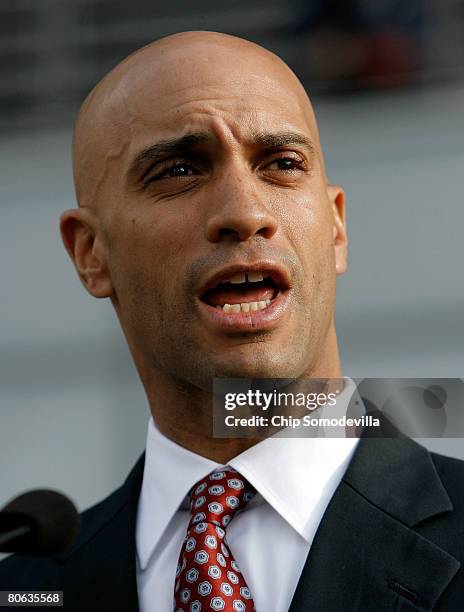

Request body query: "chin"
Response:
[212, 349, 300, 380]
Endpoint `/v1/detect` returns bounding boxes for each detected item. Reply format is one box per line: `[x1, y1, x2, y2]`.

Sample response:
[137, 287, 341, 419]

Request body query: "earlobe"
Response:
[59, 208, 113, 298]
[327, 184, 348, 275]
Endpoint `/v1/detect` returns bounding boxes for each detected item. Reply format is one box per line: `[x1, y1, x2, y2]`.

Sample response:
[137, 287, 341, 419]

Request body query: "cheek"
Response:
[286, 191, 334, 260]
[284, 193, 336, 305]
[107, 215, 182, 313]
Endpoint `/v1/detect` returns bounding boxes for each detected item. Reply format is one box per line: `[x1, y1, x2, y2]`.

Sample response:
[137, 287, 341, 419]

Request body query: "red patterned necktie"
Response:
[173, 466, 257, 612]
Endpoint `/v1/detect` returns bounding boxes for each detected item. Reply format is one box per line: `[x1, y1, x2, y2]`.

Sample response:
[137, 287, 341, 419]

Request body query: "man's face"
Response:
[70, 35, 347, 390]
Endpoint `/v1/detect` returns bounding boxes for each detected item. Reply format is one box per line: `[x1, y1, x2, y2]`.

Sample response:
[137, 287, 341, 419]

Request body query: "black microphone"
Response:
[0, 489, 80, 555]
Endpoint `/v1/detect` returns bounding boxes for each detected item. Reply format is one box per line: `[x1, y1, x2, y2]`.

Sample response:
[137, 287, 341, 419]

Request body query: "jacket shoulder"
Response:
[430, 451, 464, 509]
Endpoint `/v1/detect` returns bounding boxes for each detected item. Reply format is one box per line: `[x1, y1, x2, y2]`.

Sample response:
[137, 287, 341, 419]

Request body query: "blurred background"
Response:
[1, 0, 463, 523]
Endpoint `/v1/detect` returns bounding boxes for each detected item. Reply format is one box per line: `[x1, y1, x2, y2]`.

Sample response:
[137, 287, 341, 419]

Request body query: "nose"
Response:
[205, 168, 278, 243]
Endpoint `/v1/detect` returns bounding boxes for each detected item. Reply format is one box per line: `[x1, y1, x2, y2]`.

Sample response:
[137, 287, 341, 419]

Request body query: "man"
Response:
[1, 31, 463, 611]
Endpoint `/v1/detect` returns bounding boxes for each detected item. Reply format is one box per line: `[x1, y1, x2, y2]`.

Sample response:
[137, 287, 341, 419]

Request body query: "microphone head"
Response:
[1, 489, 80, 555]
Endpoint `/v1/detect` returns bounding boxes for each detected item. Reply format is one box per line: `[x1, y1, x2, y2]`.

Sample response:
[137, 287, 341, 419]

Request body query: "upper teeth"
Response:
[221, 299, 271, 313]
[227, 271, 264, 284]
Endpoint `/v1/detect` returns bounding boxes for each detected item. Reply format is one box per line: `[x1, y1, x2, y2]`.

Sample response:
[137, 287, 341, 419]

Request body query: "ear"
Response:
[59, 207, 114, 298]
[327, 184, 348, 275]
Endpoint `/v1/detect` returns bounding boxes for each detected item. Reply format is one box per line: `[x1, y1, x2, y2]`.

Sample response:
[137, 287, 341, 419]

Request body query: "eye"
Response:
[165, 163, 195, 177]
[265, 156, 305, 172]
[147, 161, 199, 182]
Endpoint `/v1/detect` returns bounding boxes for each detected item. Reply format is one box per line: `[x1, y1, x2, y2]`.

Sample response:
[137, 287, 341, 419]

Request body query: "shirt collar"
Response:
[136, 378, 360, 570]
[227, 378, 360, 542]
[136, 418, 221, 571]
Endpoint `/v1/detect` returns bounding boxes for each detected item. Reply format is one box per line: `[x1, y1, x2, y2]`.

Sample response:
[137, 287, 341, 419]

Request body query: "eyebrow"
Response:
[128, 130, 315, 179]
[253, 131, 315, 153]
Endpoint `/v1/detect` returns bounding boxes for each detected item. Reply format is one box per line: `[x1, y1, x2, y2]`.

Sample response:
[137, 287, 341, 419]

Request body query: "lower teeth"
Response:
[218, 299, 271, 313]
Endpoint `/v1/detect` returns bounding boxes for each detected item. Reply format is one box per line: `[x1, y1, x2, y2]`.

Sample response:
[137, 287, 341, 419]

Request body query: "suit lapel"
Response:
[289, 435, 460, 611]
[53, 452, 146, 612]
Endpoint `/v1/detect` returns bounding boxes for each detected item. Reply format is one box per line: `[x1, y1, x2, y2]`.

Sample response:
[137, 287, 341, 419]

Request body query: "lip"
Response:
[196, 287, 291, 333]
[197, 261, 291, 296]
[195, 260, 292, 333]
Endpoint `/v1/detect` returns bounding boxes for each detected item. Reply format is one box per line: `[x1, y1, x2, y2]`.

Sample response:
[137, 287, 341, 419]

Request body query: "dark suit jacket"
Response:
[1, 434, 463, 611]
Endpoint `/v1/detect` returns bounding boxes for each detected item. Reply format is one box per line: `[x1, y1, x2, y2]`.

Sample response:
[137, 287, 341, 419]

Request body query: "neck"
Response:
[140, 325, 342, 464]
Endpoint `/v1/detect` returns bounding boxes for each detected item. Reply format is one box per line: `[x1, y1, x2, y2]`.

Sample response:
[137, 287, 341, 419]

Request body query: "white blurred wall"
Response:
[1, 84, 463, 518]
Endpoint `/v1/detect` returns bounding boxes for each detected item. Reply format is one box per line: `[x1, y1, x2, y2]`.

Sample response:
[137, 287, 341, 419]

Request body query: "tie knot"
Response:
[188, 467, 256, 531]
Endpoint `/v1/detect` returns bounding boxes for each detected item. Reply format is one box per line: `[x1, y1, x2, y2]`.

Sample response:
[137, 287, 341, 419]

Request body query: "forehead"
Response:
[109, 43, 316, 154]
[73, 38, 322, 205]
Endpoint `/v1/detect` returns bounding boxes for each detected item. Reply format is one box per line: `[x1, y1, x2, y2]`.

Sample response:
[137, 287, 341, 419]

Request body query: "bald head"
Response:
[72, 31, 324, 209]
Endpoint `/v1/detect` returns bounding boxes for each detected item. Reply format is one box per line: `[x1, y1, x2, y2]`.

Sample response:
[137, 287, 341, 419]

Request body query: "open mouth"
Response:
[199, 268, 286, 314]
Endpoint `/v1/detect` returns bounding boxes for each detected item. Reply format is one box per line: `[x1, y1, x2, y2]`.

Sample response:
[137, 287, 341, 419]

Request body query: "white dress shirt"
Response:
[136, 379, 360, 612]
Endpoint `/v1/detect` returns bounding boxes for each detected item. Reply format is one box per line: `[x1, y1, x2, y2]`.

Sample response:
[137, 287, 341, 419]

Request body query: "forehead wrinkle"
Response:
[148, 95, 314, 143]
[201, 104, 322, 170]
